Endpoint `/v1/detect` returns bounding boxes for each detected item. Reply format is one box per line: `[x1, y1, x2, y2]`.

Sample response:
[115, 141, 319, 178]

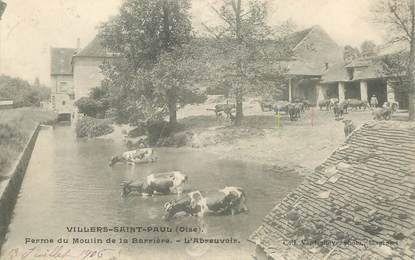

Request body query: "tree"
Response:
[360, 40, 377, 57]
[0, 75, 49, 107]
[34, 77, 40, 88]
[371, 0, 415, 120]
[204, 0, 289, 125]
[98, 0, 197, 125]
[343, 45, 360, 63]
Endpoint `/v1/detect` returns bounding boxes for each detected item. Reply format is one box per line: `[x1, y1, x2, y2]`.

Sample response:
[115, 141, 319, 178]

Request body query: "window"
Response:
[62, 101, 66, 106]
[58, 81, 68, 93]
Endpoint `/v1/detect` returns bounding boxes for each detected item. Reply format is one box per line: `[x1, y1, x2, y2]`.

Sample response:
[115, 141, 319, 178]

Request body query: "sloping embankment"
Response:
[0, 124, 41, 250]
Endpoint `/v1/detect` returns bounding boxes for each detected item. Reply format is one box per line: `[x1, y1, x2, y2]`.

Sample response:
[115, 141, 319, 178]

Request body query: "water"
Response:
[1, 126, 302, 260]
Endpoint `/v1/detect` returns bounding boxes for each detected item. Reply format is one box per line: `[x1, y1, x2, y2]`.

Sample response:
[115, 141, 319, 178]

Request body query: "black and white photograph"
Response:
[0, 0, 414, 259]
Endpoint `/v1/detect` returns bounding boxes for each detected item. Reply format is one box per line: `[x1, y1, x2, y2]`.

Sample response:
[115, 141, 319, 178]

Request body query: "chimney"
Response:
[325, 62, 329, 71]
[76, 38, 81, 50]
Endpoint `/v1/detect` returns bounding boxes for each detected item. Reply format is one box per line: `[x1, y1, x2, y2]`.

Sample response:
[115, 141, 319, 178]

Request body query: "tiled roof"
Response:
[283, 27, 314, 51]
[322, 58, 385, 83]
[50, 48, 76, 75]
[74, 36, 114, 58]
[275, 25, 343, 77]
[345, 58, 372, 68]
[321, 62, 348, 83]
[250, 121, 415, 260]
[284, 59, 325, 76]
[353, 61, 384, 80]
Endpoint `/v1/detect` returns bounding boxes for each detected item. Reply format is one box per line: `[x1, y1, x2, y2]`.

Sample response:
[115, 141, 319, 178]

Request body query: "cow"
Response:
[214, 103, 235, 117]
[259, 99, 274, 112]
[121, 171, 188, 197]
[292, 99, 310, 112]
[343, 119, 356, 138]
[109, 148, 157, 166]
[273, 101, 290, 114]
[163, 187, 248, 220]
[287, 103, 301, 121]
[372, 107, 393, 120]
[318, 99, 331, 111]
[348, 99, 370, 110]
[340, 100, 350, 114]
[329, 98, 339, 111]
[333, 101, 345, 120]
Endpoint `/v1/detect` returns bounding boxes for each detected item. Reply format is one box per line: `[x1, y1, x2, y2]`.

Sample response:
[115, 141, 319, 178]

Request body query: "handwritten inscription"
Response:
[7, 246, 118, 260]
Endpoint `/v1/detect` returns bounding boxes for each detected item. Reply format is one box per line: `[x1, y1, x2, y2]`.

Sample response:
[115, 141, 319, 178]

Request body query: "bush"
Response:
[128, 126, 147, 138]
[146, 121, 185, 145]
[75, 97, 102, 118]
[75, 116, 114, 138]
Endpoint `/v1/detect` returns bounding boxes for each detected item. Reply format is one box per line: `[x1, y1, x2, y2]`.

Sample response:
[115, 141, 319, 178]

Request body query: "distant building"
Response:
[72, 36, 119, 100]
[50, 47, 77, 116]
[250, 121, 415, 259]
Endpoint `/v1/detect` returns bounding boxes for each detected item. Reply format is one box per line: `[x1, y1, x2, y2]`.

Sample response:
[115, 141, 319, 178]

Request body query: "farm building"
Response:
[318, 56, 407, 109]
[250, 121, 415, 259]
[273, 26, 409, 109]
[275, 25, 343, 105]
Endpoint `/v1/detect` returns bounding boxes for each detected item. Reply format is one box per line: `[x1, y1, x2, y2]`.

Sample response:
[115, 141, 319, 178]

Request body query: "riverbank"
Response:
[0, 108, 56, 177]
[103, 100, 373, 173]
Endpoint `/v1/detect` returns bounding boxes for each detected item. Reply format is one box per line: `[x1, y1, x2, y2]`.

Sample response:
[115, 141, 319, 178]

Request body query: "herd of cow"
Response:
[256, 97, 397, 121]
[109, 148, 248, 220]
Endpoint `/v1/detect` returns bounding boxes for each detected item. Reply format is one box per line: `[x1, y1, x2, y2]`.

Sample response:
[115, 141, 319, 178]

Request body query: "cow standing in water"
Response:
[109, 148, 157, 166]
[163, 187, 248, 220]
[121, 171, 188, 197]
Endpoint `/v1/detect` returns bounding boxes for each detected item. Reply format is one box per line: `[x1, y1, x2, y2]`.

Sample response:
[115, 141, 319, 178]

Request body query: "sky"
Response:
[0, 0, 384, 85]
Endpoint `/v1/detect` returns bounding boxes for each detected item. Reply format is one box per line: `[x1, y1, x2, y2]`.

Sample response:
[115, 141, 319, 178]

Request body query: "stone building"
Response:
[50, 47, 77, 119]
[318, 56, 406, 108]
[72, 36, 119, 99]
[250, 121, 415, 259]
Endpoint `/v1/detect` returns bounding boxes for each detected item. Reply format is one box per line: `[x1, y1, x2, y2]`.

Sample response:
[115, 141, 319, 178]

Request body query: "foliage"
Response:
[343, 45, 360, 63]
[146, 120, 185, 145]
[360, 40, 377, 57]
[0, 75, 50, 107]
[371, 0, 415, 119]
[75, 116, 114, 138]
[75, 97, 102, 118]
[203, 0, 290, 125]
[74, 86, 111, 118]
[98, 0, 204, 125]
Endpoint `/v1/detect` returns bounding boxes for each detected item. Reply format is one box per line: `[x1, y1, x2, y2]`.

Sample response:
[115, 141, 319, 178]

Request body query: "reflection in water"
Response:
[1, 125, 303, 260]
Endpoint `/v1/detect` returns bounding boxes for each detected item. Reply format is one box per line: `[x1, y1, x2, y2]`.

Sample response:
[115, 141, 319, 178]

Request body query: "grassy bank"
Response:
[0, 108, 56, 177]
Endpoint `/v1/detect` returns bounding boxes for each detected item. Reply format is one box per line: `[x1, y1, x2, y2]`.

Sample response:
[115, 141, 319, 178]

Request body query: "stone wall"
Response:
[0, 125, 41, 251]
